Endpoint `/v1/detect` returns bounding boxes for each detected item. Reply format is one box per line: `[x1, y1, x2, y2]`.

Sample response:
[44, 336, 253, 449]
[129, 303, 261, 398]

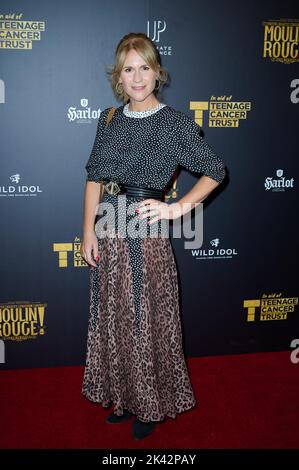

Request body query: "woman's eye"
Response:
[124, 66, 149, 72]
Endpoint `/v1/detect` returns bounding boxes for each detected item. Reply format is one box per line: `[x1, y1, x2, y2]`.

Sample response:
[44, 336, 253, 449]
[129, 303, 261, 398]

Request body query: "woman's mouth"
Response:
[132, 86, 145, 90]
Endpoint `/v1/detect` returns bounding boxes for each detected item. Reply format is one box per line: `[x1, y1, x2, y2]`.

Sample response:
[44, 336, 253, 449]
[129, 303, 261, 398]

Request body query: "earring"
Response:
[154, 78, 160, 90]
[116, 82, 123, 94]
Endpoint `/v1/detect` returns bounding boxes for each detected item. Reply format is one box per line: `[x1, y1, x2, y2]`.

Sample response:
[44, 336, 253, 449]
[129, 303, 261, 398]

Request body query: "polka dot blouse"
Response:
[85, 103, 226, 188]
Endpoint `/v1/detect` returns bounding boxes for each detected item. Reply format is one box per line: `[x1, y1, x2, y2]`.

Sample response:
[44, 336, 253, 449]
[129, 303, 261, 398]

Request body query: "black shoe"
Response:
[106, 409, 133, 424]
[132, 418, 156, 440]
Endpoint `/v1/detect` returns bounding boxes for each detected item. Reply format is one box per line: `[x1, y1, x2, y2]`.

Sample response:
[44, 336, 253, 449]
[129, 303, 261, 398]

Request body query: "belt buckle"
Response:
[104, 181, 121, 195]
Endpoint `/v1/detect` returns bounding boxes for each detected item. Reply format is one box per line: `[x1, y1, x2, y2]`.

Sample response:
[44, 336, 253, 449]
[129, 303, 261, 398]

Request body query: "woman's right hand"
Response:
[81, 230, 99, 267]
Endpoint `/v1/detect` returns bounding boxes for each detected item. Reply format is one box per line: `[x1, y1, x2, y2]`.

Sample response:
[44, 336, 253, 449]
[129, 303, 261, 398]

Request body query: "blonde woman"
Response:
[81, 32, 226, 440]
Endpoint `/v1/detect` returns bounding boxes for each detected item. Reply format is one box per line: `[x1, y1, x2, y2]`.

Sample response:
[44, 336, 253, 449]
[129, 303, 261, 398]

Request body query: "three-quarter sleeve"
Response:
[85, 107, 110, 182]
[175, 113, 226, 184]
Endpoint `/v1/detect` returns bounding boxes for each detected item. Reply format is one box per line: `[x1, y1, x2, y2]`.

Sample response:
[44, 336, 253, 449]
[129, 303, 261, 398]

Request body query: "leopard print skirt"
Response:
[81, 193, 197, 422]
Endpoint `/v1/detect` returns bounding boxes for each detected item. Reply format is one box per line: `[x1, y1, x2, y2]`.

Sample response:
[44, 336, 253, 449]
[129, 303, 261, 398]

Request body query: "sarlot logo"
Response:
[67, 98, 101, 123]
[264, 169, 294, 191]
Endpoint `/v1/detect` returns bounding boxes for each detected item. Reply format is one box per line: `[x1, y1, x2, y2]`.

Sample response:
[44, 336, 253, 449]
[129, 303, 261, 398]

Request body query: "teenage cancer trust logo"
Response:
[0, 13, 46, 50]
[0, 302, 47, 341]
[243, 293, 298, 322]
[190, 96, 252, 128]
[53, 237, 87, 268]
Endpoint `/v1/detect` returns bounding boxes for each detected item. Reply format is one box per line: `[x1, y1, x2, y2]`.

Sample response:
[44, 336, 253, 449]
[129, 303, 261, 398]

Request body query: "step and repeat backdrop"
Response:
[0, 0, 298, 368]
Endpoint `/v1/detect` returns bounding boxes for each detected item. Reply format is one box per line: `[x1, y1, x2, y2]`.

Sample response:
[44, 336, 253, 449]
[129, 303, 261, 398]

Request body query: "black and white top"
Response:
[85, 103, 226, 189]
[122, 102, 167, 118]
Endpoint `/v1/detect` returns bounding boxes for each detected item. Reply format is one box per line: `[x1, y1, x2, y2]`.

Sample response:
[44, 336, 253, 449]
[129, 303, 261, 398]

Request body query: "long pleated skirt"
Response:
[81, 192, 197, 422]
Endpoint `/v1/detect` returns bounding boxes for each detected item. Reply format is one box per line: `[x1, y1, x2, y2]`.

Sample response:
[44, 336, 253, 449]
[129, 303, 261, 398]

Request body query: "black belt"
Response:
[102, 180, 164, 200]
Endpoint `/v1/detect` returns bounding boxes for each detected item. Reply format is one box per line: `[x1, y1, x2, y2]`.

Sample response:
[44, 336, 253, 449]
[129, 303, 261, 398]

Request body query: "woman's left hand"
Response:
[136, 199, 182, 224]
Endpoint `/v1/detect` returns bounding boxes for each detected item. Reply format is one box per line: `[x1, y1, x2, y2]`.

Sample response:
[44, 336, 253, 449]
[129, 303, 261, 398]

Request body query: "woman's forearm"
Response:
[171, 175, 220, 218]
[83, 181, 103, 235]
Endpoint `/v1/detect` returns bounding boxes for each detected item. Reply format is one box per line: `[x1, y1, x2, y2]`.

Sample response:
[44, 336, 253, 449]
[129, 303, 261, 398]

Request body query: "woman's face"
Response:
[118, 49, 158, 105]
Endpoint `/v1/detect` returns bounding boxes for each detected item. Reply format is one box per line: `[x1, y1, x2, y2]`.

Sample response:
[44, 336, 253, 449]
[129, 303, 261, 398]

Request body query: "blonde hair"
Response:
[106, 32, 169, 103]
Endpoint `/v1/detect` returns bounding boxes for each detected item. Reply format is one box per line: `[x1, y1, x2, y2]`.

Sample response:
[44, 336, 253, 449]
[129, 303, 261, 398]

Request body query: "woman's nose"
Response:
[133, 71, 142, 82]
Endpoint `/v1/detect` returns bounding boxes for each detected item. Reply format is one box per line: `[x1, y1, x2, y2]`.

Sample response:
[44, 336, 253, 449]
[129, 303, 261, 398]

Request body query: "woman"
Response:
[81, 32, 226, 440]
